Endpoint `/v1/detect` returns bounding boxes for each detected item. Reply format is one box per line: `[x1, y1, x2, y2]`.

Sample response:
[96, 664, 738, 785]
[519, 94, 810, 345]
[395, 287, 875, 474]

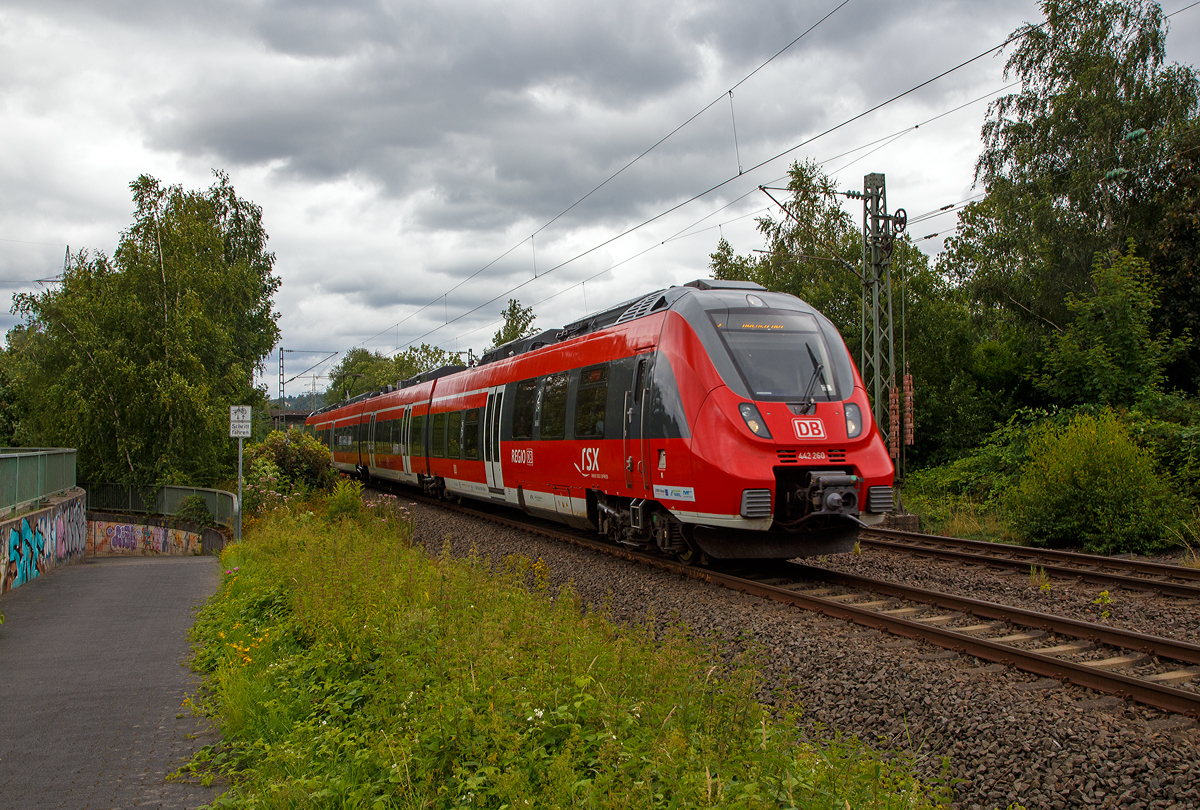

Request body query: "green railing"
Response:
[0, 448, 78, 516]
[79, 483, 238, 529]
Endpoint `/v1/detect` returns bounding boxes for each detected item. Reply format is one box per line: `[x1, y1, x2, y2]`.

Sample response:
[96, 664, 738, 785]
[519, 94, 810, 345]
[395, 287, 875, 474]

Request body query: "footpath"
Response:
[0, 556, 220, 809]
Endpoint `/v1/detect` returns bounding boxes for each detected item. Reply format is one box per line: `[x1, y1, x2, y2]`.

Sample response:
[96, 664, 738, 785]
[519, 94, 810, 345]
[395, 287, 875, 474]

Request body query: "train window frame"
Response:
[431, 412, 447, 458]
[709, 307, 840, 403]
[540, 372, 569, 440]
[410, 414, 426, 457]
[574, 363, 608, 439]
[447, 411, 462, 459]
[511, 378, 538, 440]
[462, 408, 480, 460]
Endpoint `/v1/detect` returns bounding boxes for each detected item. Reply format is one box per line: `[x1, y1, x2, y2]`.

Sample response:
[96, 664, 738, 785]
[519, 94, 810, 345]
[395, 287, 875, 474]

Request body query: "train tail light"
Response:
[844, 403, 863, 438]
[738, 403, 772, 438]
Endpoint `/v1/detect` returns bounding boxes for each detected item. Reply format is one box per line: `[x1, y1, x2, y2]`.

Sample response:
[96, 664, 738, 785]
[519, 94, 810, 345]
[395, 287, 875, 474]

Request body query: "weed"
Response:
[1165, 509, 1200, 569]
[1029, 566, 1051, 594]
[323, 476, 363, 522]
[1092, 589, 1115, 619]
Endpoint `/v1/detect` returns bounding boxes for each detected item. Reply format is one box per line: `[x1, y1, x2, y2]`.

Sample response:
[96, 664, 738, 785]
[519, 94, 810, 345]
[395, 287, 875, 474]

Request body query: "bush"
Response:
[1008, 408, 1180, 554]
[242, 457, 300, 517]
[247, 428, 336, 493]
[1126, 392, 1200, 504]
[176, 493, 215, 528]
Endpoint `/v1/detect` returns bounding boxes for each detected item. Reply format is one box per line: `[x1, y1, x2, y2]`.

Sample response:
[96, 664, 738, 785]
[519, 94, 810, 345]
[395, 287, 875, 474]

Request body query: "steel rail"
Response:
[705, 566, 1200, 718]
[858, 535, 1200, 599]
[866, 527, 1200, 583]
[783, 562, 1200, 666]
[397, 489, 1200, 717]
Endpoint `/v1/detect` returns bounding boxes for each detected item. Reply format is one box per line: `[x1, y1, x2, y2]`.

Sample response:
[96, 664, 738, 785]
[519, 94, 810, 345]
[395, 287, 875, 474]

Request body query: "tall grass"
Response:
[187, 499, 949, 809]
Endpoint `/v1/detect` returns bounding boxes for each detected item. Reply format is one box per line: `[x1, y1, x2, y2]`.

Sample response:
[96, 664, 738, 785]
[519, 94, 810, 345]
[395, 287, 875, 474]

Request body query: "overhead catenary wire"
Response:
[352, 0, 853, 350]
[358, 0, 1158, 359]
[386, 42, 1051, 356]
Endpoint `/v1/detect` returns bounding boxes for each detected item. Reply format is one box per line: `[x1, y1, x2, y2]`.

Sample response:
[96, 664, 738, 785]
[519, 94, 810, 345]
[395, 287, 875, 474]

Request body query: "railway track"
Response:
[395, 489, 1200, 717]
[861, 528, 1200, 599]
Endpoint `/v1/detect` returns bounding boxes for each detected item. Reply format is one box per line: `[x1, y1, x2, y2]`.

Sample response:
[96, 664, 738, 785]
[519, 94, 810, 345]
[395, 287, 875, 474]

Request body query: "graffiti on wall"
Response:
[88, 521, 201, 557]
[1, 496, 87, 594]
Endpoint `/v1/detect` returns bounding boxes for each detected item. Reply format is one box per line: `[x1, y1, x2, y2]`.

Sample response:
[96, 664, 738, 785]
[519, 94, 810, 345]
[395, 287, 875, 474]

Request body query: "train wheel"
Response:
[674, 530, 708, 567]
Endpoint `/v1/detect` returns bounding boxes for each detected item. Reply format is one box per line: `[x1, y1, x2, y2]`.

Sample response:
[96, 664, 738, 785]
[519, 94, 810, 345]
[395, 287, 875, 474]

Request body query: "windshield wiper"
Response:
[799, 344, 826, 414]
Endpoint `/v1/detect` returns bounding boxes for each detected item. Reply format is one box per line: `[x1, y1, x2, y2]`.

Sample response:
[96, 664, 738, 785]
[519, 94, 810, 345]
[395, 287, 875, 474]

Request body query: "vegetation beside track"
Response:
[185, 490, 949, 809]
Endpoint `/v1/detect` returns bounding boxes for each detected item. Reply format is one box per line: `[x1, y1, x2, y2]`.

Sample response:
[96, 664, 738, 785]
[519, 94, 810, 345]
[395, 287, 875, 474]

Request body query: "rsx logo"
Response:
[574, 447, 601, 474]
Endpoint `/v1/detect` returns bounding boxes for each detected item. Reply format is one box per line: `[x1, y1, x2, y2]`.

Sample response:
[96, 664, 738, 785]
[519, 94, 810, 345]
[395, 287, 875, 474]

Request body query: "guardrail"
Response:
[78, 483, 238, 529]
[0, 448, 78, 516]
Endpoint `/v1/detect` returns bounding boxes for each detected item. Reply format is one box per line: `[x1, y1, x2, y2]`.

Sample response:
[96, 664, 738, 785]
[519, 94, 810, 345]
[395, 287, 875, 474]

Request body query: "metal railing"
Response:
[0, 448, 78, 515]
[79, 483, 238, 529]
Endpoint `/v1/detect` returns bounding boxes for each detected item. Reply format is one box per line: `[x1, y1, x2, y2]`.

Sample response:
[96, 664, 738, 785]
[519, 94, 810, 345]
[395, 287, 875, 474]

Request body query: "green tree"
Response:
[710, 160, 1012, 465]
[394, 343, 456, 379]
[711, 160, 861, 339]
[7, 172, 280, 485]
[1149, 124, 1200, 388]
[1037, 242, 1189, 406]
[326, 343, 457, 403]
[490, 299, 537, 350]
[0, 348, 21, 446]
[327, 348, 395, 403]
[956, 0, 1199, 333]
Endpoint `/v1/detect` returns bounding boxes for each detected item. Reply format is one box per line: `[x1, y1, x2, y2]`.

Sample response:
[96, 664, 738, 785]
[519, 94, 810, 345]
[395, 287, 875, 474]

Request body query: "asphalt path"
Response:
[0, 556, 221, 809]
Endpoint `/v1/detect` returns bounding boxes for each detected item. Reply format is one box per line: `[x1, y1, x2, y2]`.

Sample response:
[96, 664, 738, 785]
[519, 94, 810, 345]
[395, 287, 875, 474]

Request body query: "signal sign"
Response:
[230, 405, 252, 438]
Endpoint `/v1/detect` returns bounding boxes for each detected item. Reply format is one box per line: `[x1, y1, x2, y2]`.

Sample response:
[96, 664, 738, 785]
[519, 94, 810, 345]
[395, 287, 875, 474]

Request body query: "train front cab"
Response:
[655, 284, 895, 559]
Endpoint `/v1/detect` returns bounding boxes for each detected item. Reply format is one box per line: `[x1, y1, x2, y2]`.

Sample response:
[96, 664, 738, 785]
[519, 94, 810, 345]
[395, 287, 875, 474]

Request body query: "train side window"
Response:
[512, 378, 538, 440]
[431, 412, 447, 458]
[410, 415, 426, 457]
[575, 363, 608, 439]
[540, 372, 568, 440]
[462, 408, 480, 459]
[447, 411, 462, 459]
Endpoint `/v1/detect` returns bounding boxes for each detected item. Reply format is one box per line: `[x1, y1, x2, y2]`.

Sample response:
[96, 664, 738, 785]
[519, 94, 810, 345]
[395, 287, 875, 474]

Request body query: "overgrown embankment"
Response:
[187, 492, 948, 809]
[904, 402, 1200, 558]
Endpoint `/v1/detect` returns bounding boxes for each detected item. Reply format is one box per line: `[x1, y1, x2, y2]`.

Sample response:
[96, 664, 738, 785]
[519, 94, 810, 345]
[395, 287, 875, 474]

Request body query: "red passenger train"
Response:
[305, 279, 894, 561]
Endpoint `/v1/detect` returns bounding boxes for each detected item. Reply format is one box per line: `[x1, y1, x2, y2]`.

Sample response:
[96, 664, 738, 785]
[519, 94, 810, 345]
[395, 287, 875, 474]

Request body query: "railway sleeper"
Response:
[1038, 641, 1096, 655]
[1146, 669, 1200, 685]
[1084, 653, 1151, 670]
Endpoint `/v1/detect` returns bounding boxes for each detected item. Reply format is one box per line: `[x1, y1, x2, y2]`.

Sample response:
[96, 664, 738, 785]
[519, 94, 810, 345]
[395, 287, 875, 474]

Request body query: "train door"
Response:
[368, 413, 378, 469]
[401, 405, 413, 477]
[483, 384, 505, 495]
[623, 355, 654, 492]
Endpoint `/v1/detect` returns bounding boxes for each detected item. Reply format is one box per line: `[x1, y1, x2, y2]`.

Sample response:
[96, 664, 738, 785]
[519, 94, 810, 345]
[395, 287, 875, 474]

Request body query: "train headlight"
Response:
[844, 403, 863, 438]
[738, 403, 772, 438]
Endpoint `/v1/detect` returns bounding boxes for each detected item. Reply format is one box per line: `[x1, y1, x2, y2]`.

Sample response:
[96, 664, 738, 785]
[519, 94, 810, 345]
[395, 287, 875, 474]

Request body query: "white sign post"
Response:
[230, 406, 252, 541]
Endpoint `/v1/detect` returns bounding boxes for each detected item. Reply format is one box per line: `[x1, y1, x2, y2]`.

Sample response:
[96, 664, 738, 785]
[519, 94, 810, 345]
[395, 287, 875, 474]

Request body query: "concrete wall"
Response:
[1, 489, 87, 595]
[86, 512, 226, 557]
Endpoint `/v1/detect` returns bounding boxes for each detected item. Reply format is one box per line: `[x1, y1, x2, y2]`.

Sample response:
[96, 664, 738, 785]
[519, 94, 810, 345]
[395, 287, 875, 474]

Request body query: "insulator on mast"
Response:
[903, 373, 914, 446]
[888, 380, 900, 459]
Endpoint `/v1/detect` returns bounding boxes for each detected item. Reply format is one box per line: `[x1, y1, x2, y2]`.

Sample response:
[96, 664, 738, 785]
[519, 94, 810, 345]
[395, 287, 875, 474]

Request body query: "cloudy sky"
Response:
[2, 0, 1198, 396]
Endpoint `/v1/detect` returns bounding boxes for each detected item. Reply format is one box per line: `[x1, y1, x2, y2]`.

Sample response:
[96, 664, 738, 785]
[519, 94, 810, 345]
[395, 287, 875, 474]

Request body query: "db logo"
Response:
[792, 417, 827, 440]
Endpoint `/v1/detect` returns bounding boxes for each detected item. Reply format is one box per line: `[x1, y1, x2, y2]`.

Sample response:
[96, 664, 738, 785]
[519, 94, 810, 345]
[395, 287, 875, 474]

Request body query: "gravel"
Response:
[411, 503, 1200, 810]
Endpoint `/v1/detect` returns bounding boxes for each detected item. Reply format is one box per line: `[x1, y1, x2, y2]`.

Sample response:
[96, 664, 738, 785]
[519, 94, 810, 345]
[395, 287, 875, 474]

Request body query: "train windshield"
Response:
[710, 309, 840, 401]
